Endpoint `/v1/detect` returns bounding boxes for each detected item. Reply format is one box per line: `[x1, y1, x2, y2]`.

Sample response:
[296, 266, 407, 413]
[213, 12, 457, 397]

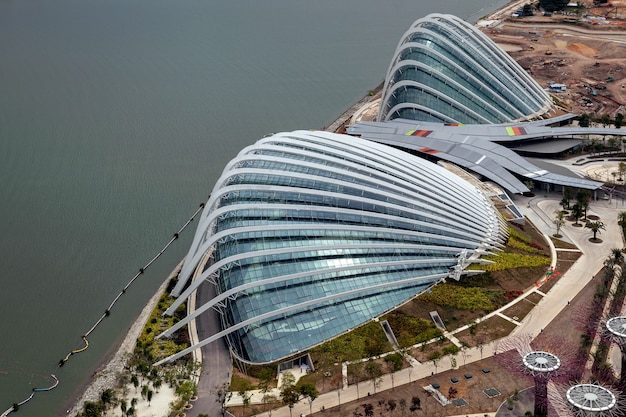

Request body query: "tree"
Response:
[523, 3, 534, 15]
[572, 203, 584, 226]
[280, 372, 300, 417]
[443, 345, 460, 369]
[119, 400, 127, 416]
[609, 136, 620, 153]
[562, 186, 575, 209]
[384, 353, 403, 389]
[476, 334, 487, 359]
[176, 380, 197, 403]
[281, 385, 300, 417]
[399, 398, 407, 416]
[153, 378, 162, 392]
[576, 189, 591, 220]
[600, 114, 612, 128]
[615, 113, 624, 129]
[579, 113, 591, 127]
[612, 248, 624, 264]
[539, 0, 569, 12]
[553, 210, 566, 236]
[618, 211, 626, 229]
[427, 350, 442, 374]
[258, 368, 274, 413]
[586, 220, 606, 241]
[83, 401, 102, 417]
[410, 396, 421, 412]
[237, 379, 253, 411]
[619, 162, 626, 181]
[364, 361, 384, 393]
[131, 374, 139, 393]
[100, 388, 115, 416]
[460, 344, 470, 366]
[350, 362, 363, 398]
[299, 382, 318, 415]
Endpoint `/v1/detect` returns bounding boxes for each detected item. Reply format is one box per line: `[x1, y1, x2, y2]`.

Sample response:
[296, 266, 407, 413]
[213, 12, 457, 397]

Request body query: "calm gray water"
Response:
[0, 0, 510, 414]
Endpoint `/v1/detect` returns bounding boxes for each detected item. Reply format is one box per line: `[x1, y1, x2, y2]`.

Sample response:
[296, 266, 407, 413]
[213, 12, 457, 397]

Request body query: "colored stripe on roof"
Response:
[506, 126, 527, 136]
[418, 147, 439, 155]
[406, 129, 433, 137]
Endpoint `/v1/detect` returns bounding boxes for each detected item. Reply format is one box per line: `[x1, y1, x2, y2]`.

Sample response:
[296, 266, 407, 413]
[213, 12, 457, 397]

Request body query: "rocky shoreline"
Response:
[66, 260, 183, 417]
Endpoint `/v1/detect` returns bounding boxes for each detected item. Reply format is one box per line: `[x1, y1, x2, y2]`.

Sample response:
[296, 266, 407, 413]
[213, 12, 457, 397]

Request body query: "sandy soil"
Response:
[481, 1, 626, 116]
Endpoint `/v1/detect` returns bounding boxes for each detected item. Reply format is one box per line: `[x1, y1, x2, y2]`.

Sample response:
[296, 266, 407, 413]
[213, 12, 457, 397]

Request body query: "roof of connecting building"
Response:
[347, 119, 607, 194]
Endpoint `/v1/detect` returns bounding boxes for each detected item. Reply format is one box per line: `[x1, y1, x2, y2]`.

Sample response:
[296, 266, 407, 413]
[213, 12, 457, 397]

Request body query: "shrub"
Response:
[470, 253, 550, 272]
[311, 321, 391, 362]
[384, 312, 442, 347]
[419, 284, 503, 312]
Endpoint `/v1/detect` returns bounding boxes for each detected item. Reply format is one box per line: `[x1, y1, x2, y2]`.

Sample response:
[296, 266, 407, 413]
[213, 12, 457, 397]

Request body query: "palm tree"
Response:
[100, 388, 115, 416]
[618, 211, 626, 229]
[585, 220, 606, 241]
[576, 190, 591, 220]
[119, 399, 127, 416]
[83, 401, 102, 417]
[572, 203, 584, 226]
[611, 248, 624, 264]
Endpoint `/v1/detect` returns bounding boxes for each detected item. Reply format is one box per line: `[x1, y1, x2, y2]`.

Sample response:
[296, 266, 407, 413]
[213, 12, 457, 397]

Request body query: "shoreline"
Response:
[65, 259, 184, 417]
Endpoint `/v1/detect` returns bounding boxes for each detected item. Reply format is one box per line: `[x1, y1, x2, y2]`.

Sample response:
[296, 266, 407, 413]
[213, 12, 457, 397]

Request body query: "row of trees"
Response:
[353, 397, 421, 417]
[579, 113, 624, 129]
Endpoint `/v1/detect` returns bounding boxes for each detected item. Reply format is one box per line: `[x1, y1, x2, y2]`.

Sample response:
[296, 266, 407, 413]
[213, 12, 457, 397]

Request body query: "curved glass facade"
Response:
[378, 14, 552, 124]
[166, 131, 506, 364]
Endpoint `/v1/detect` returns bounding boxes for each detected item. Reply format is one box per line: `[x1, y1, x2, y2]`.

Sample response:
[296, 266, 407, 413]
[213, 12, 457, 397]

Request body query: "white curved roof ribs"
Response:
[387, 59, 515, 122]
[378, 13, 552, 123]
[165, 130, 504, 364]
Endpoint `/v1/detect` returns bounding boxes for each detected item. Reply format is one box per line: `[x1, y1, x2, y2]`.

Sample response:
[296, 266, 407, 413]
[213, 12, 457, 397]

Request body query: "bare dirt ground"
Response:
[482, 0, 626, 116]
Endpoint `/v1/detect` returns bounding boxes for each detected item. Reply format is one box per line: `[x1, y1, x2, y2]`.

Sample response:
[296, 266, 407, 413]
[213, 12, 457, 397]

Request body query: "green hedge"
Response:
[468, 252, 550, 272]
[419, 284, 504, 312]
[310, 321, 391, 363]
[383, 312, 442, 348]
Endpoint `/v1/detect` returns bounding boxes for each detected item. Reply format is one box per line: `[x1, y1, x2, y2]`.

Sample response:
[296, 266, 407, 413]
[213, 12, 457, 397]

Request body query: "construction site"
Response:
[480, 0, 626, 116]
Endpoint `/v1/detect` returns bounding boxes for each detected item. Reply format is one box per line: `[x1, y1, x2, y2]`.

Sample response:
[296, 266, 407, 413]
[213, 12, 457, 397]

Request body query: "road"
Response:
[187, 272, 233, 417]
